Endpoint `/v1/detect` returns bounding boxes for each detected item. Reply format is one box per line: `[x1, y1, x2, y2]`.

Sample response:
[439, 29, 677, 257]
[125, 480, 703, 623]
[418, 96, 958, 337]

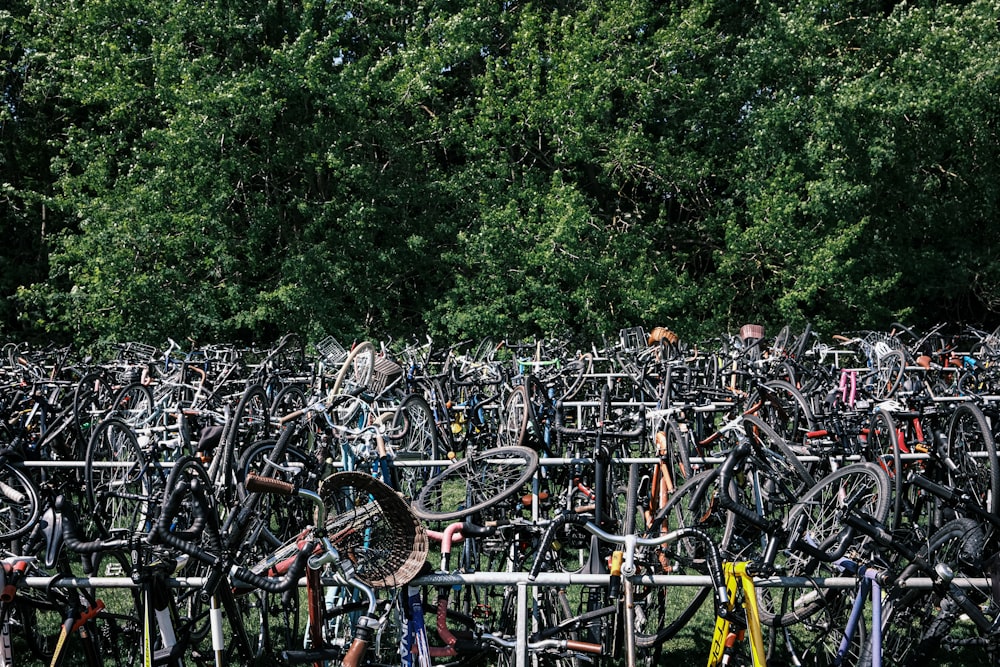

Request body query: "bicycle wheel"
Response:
[269, 384, 307, 421]
[776, 590, 866, 667]
[391, 393, 442, 500]
[496, 385, 530, 449]
[638, 468, 735, 647]
[236, 439, 317, 549]
[759, 462, 891, 628]
[73, 371, 113, 446]
[869, 349, 906, 400]
[89, 550, 144, 667]
[109, 383, 154, 426]
[331, 342, 375, 396]
[225, 384, 272, 455]
[865, 518, 987, 667]
[749, 379, 816, 450]
[0, 462, 41, 541]
[661, 416, 698, 484]
[905, 518, 992, 666]
[742, 413, 815, 515]
[946, 402, 1000, 516]
[559, 354, 592, 402]
[84, 417, 153, 536]
[867, 409, 903, 530]
[412, 446, 539, 522]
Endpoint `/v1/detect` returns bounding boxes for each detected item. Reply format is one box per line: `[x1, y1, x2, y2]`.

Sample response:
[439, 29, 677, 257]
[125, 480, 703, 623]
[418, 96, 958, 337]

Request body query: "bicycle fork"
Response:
[708, 562, 767, 667]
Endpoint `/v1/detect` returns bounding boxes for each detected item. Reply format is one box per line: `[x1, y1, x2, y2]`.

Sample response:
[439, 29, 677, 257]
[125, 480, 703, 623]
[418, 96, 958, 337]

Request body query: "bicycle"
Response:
[528, 511, 734, 667]
[243, 470, 428, 666]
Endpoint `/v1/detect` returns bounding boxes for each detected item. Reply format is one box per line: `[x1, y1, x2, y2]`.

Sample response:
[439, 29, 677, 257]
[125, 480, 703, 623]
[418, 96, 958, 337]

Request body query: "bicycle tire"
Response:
[662, 416, 698, 484]
[84, 417, 152, 537]
[496, 384, 530, 449]
[863, 518, 987, 667]
[72, 370, 113, 446]
[869, 349, 906, 400]
[236, 439, 317, 549]
[331, 341, 375, 396]
[759, 462, 891, 628]
[906, 518, 990, 666]
[749, 379, 816, 450]
[946, 402, 1000, 516]
[108, 382, 154, 426]
[269, 384, 307, 420]
[391, 392, 442, 500]
[225, 383, 272, 455]
[412, 446, 539, 522]
[742, 413, 815, 495]
[560, 354, 592, 402]
[867, 409, 903, 530]
[0, 462, 41, 541]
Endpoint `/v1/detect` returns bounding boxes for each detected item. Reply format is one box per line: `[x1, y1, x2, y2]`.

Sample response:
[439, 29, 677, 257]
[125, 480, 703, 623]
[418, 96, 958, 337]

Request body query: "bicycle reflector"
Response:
[319, 471, 429, 588]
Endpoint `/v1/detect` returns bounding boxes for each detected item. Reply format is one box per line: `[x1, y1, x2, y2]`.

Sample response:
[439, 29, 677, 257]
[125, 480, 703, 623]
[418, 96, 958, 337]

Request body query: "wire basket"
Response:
[315, 335, 349, 366]
[619, 327, 647, 352]
[861, 331, 904, 360]
[117, 342, 158, 363]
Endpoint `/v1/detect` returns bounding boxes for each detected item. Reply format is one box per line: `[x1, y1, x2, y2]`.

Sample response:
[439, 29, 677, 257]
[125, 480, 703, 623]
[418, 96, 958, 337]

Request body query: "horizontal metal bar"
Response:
[18, 573, 992, 590]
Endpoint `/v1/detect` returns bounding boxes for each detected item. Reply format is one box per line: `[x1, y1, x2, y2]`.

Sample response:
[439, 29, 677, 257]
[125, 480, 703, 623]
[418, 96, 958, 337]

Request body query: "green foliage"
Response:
[3, 0, 1000, 347]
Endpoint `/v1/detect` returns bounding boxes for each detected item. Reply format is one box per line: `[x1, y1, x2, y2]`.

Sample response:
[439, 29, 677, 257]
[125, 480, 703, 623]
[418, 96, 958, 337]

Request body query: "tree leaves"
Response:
[4, 0, 1000, 346]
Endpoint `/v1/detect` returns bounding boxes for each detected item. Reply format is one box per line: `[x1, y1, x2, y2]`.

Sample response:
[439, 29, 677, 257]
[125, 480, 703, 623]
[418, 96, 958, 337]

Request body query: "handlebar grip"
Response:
[245, 473, 296, 496]
[57, 497, 131, 555]
[63, 518, 130, 555]
[909, 473, 960, 503]
[279, 407, 308, 424]
[342, 619, 376, 667]
[281, 649, 344, 665]
[342, 638, 369, 667]
[232, 540, 315, 593]
[0, 561, 30, 603]
[460, 517, 503, 538]
[565, 640, 603, 654]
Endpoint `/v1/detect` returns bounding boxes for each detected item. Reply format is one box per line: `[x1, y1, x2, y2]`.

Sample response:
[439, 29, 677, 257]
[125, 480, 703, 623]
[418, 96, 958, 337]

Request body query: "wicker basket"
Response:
[647, 327, 679, 346]
[319, 471, 428, 588]
[369, 357, 404, 394]
[740, 324, 765, 342]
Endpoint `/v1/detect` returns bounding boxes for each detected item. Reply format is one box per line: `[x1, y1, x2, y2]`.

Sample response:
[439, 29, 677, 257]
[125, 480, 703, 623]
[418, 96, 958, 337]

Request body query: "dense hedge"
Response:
[3, 0, 1000, 349]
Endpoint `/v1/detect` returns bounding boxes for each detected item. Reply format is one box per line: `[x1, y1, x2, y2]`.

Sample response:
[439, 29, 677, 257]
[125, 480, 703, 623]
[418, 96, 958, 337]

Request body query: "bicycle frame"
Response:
[707, 562, 767, 667]
[833, 561, 886, 667]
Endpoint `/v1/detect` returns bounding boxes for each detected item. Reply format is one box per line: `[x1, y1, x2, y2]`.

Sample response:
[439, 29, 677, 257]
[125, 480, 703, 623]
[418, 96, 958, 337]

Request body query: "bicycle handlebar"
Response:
[908, 472, 1000, 529]
[278, 393, 357, 424]
[715, 440, 783, 534]
[527, 512, 728, 609]
[56, 497, 132, 555]
[151, 477, 311, 594]
[231, 544, 314, 593]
